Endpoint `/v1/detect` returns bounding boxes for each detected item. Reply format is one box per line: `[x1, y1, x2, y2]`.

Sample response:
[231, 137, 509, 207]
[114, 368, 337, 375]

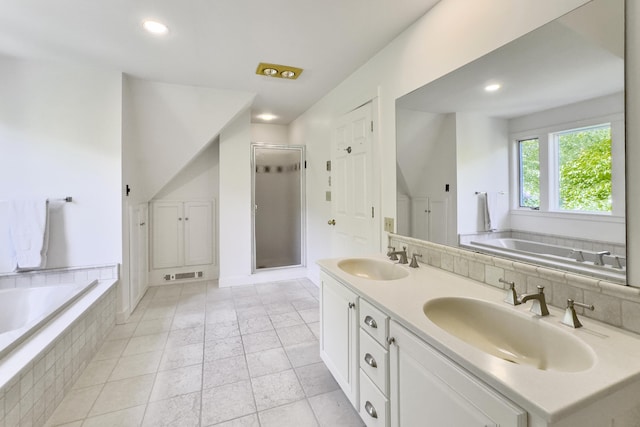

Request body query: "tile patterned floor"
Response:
[45, 279, 365, 427]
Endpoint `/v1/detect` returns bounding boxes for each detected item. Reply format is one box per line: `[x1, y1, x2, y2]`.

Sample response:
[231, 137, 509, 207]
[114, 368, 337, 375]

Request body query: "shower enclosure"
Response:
[252, 144, 305, 271]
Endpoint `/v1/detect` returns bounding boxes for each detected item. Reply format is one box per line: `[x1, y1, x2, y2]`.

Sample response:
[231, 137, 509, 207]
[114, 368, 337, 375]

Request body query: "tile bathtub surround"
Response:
[43, 279, 364, 427]
[0, 283, 117, 427]
[0, 264, 119, 289]
[390, 234, 640, 334]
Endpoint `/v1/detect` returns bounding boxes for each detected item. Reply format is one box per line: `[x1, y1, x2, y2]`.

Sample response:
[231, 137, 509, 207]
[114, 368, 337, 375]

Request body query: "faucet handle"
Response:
[499, 278, 520, 305]
[386, 246, 395, 257]
[409, 253, 422, 268]
[562, 299, 595, 328]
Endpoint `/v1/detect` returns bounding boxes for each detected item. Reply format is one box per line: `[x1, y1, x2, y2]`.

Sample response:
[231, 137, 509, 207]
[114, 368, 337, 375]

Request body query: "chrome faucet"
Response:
[562, 299, 595, 328]
[388, 246, 408, 264]
[594, 251, 611, 266]
[518, 286, 550, 316]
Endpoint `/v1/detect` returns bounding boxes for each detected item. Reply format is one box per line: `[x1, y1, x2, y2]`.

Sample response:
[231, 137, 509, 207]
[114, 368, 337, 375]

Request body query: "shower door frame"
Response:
[251, 143, 306, 273]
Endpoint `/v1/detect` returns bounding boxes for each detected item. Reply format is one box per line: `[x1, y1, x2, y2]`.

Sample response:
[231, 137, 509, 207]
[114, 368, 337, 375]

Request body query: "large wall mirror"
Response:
[395, 0, 627, 284]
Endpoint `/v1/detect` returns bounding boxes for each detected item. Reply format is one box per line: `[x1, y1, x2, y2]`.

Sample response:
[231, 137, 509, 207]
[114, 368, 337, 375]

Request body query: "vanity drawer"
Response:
[360, 299, 389, 346]
[360, 369, 389, 427]
[359, 328, 388, 395]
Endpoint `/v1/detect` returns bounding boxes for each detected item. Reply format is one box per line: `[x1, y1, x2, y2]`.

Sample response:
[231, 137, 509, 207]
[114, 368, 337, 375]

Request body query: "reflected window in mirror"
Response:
[517, 138, 540, 209]
[512, 116, 619, 217]
[555, 124, 611, 213]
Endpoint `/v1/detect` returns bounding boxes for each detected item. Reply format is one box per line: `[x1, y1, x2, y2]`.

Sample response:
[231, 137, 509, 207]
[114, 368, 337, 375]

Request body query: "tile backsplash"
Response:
[389, 234, 640, 335]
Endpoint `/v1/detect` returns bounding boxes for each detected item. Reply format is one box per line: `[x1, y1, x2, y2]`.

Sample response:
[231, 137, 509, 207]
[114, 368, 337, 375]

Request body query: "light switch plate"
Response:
[384, 217, 394, 232]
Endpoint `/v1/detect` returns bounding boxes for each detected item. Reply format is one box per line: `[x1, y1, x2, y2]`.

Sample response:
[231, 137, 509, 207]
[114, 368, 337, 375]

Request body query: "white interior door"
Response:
[331, 102, 375, 257]
[429, 198, 449, 245]
[129, 203, 148, 313]
[411, 197, 430, 241]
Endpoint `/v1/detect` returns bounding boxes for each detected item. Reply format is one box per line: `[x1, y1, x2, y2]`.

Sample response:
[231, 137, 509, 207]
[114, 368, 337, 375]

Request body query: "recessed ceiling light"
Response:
[263, 68, 278, 77]
[485, 83, 501, 92]
[143, 20, 169, 35]
[281, 70, 296, 79]
[257, 113, 278, 121]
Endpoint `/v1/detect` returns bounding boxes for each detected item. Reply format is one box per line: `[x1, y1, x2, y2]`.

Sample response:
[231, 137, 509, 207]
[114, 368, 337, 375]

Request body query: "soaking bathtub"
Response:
[0, 281, 97, 358]
[464, 238, 626, 283]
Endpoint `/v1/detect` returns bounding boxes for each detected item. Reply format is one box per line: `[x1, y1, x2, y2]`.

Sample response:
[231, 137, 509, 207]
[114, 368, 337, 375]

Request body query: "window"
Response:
[515, 123, 612, 214]
[555, 125, 612, 212]
[518, 138, 540, 209]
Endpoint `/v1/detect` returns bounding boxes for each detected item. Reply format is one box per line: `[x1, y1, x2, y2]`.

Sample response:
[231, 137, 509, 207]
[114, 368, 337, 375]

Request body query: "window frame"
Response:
[510, 113, 624, 219]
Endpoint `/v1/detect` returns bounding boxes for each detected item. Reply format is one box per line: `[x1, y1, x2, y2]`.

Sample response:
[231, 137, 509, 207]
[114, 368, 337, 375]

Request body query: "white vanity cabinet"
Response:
[388, 320, 527, 427]
[320, 271, 359, 406]
[359, 299, 390, 427]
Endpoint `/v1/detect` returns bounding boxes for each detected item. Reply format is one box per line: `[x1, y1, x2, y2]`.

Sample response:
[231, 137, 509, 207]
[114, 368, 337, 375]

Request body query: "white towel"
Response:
[480, 192, 497, 232]
[9, 199, 50, 271]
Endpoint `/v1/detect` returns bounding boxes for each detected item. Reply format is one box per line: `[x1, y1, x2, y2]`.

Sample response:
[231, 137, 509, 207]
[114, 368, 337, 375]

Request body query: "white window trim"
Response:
[510, 112, 624, 217]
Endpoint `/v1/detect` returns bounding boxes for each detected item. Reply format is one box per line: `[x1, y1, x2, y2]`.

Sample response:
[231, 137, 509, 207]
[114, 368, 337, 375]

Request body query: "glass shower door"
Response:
[252, 144, 305, 271]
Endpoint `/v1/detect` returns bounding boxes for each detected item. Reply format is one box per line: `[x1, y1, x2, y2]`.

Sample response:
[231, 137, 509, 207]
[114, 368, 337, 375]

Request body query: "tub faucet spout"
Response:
[518, 286, 549, 316]
[594, 251, 611, 266]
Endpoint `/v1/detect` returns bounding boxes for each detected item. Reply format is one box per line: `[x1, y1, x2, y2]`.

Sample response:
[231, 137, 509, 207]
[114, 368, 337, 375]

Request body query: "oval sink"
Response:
[423, 297, 595, 372]
[337, 258, 409, 281]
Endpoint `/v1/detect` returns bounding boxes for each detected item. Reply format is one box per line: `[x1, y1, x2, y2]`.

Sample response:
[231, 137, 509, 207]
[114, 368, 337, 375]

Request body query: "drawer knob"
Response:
[348, 302, 356, 309]
[364, 315, 377, 329]
[365, 401, 378, 419]
[364, 353, 377, 368]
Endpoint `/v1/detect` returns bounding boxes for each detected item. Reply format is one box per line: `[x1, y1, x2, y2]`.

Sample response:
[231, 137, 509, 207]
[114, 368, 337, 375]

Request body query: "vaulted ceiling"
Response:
[0, 0, 440, 124]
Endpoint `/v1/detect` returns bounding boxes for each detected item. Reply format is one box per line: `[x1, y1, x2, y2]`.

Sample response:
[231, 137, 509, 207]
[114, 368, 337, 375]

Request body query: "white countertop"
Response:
[317, 256, 640, 424]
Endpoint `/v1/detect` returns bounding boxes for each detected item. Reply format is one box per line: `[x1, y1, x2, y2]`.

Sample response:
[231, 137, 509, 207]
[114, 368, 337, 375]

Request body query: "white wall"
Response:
[290, 0, 590, 283]
[456, 113, 509, 235]
[219, 109, 252, 285]
[251, 123, 289, 145]
[122, 76, 255, 204]
[0, 55, 122, 273]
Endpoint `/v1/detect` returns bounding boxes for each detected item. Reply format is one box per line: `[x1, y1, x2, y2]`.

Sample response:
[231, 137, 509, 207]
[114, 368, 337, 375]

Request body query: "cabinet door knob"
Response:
[364, 315, 377, 329]
[348, 302, 356, 309]
[364, 353, 377, 368]
[185, 217, 189, 221]
[364, 401, 378, 419]
[387, 337, 396, 346]
[178, 217, 182, 221]
[328, 219, 336, 226]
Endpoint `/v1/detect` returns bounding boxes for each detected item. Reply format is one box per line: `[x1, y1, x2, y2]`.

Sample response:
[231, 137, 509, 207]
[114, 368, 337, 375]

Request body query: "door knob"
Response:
[328, 219, 336, 226]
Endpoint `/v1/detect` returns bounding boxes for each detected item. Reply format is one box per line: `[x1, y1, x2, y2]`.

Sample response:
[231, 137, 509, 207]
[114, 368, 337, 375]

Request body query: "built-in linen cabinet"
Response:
[151, 200, 213, 269]
[388, 320, 527, 427]
[359, 299, 390, 427]
[320, 271, 359, 406]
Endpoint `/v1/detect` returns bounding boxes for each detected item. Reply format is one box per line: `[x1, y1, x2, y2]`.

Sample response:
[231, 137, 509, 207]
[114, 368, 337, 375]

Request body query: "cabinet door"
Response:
[389, 321, 526, 427]
[320, 271, 359, 406]
[152, 201, 184, 269]
[184, 201, 213, 266]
